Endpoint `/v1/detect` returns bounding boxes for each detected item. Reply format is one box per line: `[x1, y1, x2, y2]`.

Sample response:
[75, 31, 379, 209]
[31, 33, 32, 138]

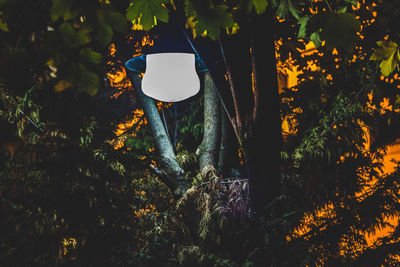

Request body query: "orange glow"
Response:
[111, 109, 147, 150]
[107, 34, 157, 150]
[134, 203, 157, 217]
[108, 69, 126, 84]
[109, 43, 116, 56]
[281, 24, 400, 249]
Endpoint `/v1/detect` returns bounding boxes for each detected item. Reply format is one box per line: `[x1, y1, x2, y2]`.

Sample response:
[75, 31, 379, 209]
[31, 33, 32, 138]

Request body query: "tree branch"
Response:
[126, 71, 187, 196]
[250, 36, 260, 123]
[218, 38, 242, 131]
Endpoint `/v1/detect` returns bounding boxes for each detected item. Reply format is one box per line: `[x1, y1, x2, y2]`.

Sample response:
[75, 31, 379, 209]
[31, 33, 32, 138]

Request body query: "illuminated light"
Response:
[126, 22, 208, 102]
[140, 53, 200, 102]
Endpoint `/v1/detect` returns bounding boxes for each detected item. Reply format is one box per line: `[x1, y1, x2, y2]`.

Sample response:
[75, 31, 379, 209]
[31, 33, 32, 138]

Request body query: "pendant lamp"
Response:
[125, 23, 207, 102]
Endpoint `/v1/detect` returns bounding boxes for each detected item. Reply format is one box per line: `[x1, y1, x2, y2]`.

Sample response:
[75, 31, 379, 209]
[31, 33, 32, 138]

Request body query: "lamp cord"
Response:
[161, 108, 172, 145]
[181, 27, 199, 55]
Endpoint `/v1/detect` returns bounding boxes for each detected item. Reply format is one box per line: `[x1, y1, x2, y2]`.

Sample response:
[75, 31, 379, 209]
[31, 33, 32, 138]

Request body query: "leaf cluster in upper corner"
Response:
[46, 0, 129, 95]
[270, 0, 361, 54]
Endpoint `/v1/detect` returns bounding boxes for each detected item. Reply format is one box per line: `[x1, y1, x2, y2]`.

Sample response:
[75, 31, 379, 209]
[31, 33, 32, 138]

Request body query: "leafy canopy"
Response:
[3, 0, 391, 96]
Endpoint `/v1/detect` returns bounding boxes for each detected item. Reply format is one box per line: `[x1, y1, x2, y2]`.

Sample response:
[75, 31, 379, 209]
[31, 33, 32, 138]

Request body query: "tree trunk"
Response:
[127, 72, 187, 196]
[189, 9, 282, 216]
[198, 72, 221, 170]
[218, 104, 235, 177]
[246, 11, 282, 215]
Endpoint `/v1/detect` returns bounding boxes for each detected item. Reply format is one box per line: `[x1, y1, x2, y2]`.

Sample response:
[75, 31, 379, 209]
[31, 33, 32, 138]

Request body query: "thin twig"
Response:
[325, 0, 333, 12]
[329, 86, 365, 128]
[17, 109, 44, 132]
[218, 38, 242, 130]
[196, 178, 248, 188]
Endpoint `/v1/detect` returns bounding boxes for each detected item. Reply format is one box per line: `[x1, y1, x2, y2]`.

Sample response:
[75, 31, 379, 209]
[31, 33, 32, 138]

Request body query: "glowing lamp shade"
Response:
[141, 53, 200, 102]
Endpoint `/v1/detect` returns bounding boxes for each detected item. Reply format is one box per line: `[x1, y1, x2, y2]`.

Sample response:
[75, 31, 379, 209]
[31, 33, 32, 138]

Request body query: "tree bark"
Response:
[173, 103, 179, 148]
[246, 11, 282, 215]
[127, 72, 187, 196]
[198, 72, 221, 170]
[218, 104, 234, 177]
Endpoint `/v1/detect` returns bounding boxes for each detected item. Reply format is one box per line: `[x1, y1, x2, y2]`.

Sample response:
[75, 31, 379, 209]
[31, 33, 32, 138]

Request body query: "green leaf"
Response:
[307, 12, 360, 52]
[276, 0, 298, 19]
[77, 64, 100, 96]
[126, 0, 169, 31]
[99, 9, 128, 33]
[370, 41, 399, 77]
[310, 32, 322, 48]
[0, 17, 8, 32]
[51, 0, 73, 22]
[344, 0, 357, 6]
[59, 23, 91, 48]
[251, 0, 268, 15]
[337, 6, 347, 14]
[194, 5, 234, 40]
[79, 48, 102, 64]
[184, 0, 195, 17]
[370, 41, 398, 61]
[379, 49, 398, 77]
[297, 16, 309, 39]
[96, 22, 113, 46]
[395, 96, 400, 107]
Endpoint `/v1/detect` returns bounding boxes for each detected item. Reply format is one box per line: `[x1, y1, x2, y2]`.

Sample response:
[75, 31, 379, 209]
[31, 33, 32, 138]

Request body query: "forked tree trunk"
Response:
[127, 72, 187, 196]
[198, 72, 221, 170]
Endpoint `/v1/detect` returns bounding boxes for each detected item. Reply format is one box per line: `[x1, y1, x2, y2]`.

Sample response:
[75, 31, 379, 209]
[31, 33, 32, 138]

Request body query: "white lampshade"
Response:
[141, 53, 200, 102]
